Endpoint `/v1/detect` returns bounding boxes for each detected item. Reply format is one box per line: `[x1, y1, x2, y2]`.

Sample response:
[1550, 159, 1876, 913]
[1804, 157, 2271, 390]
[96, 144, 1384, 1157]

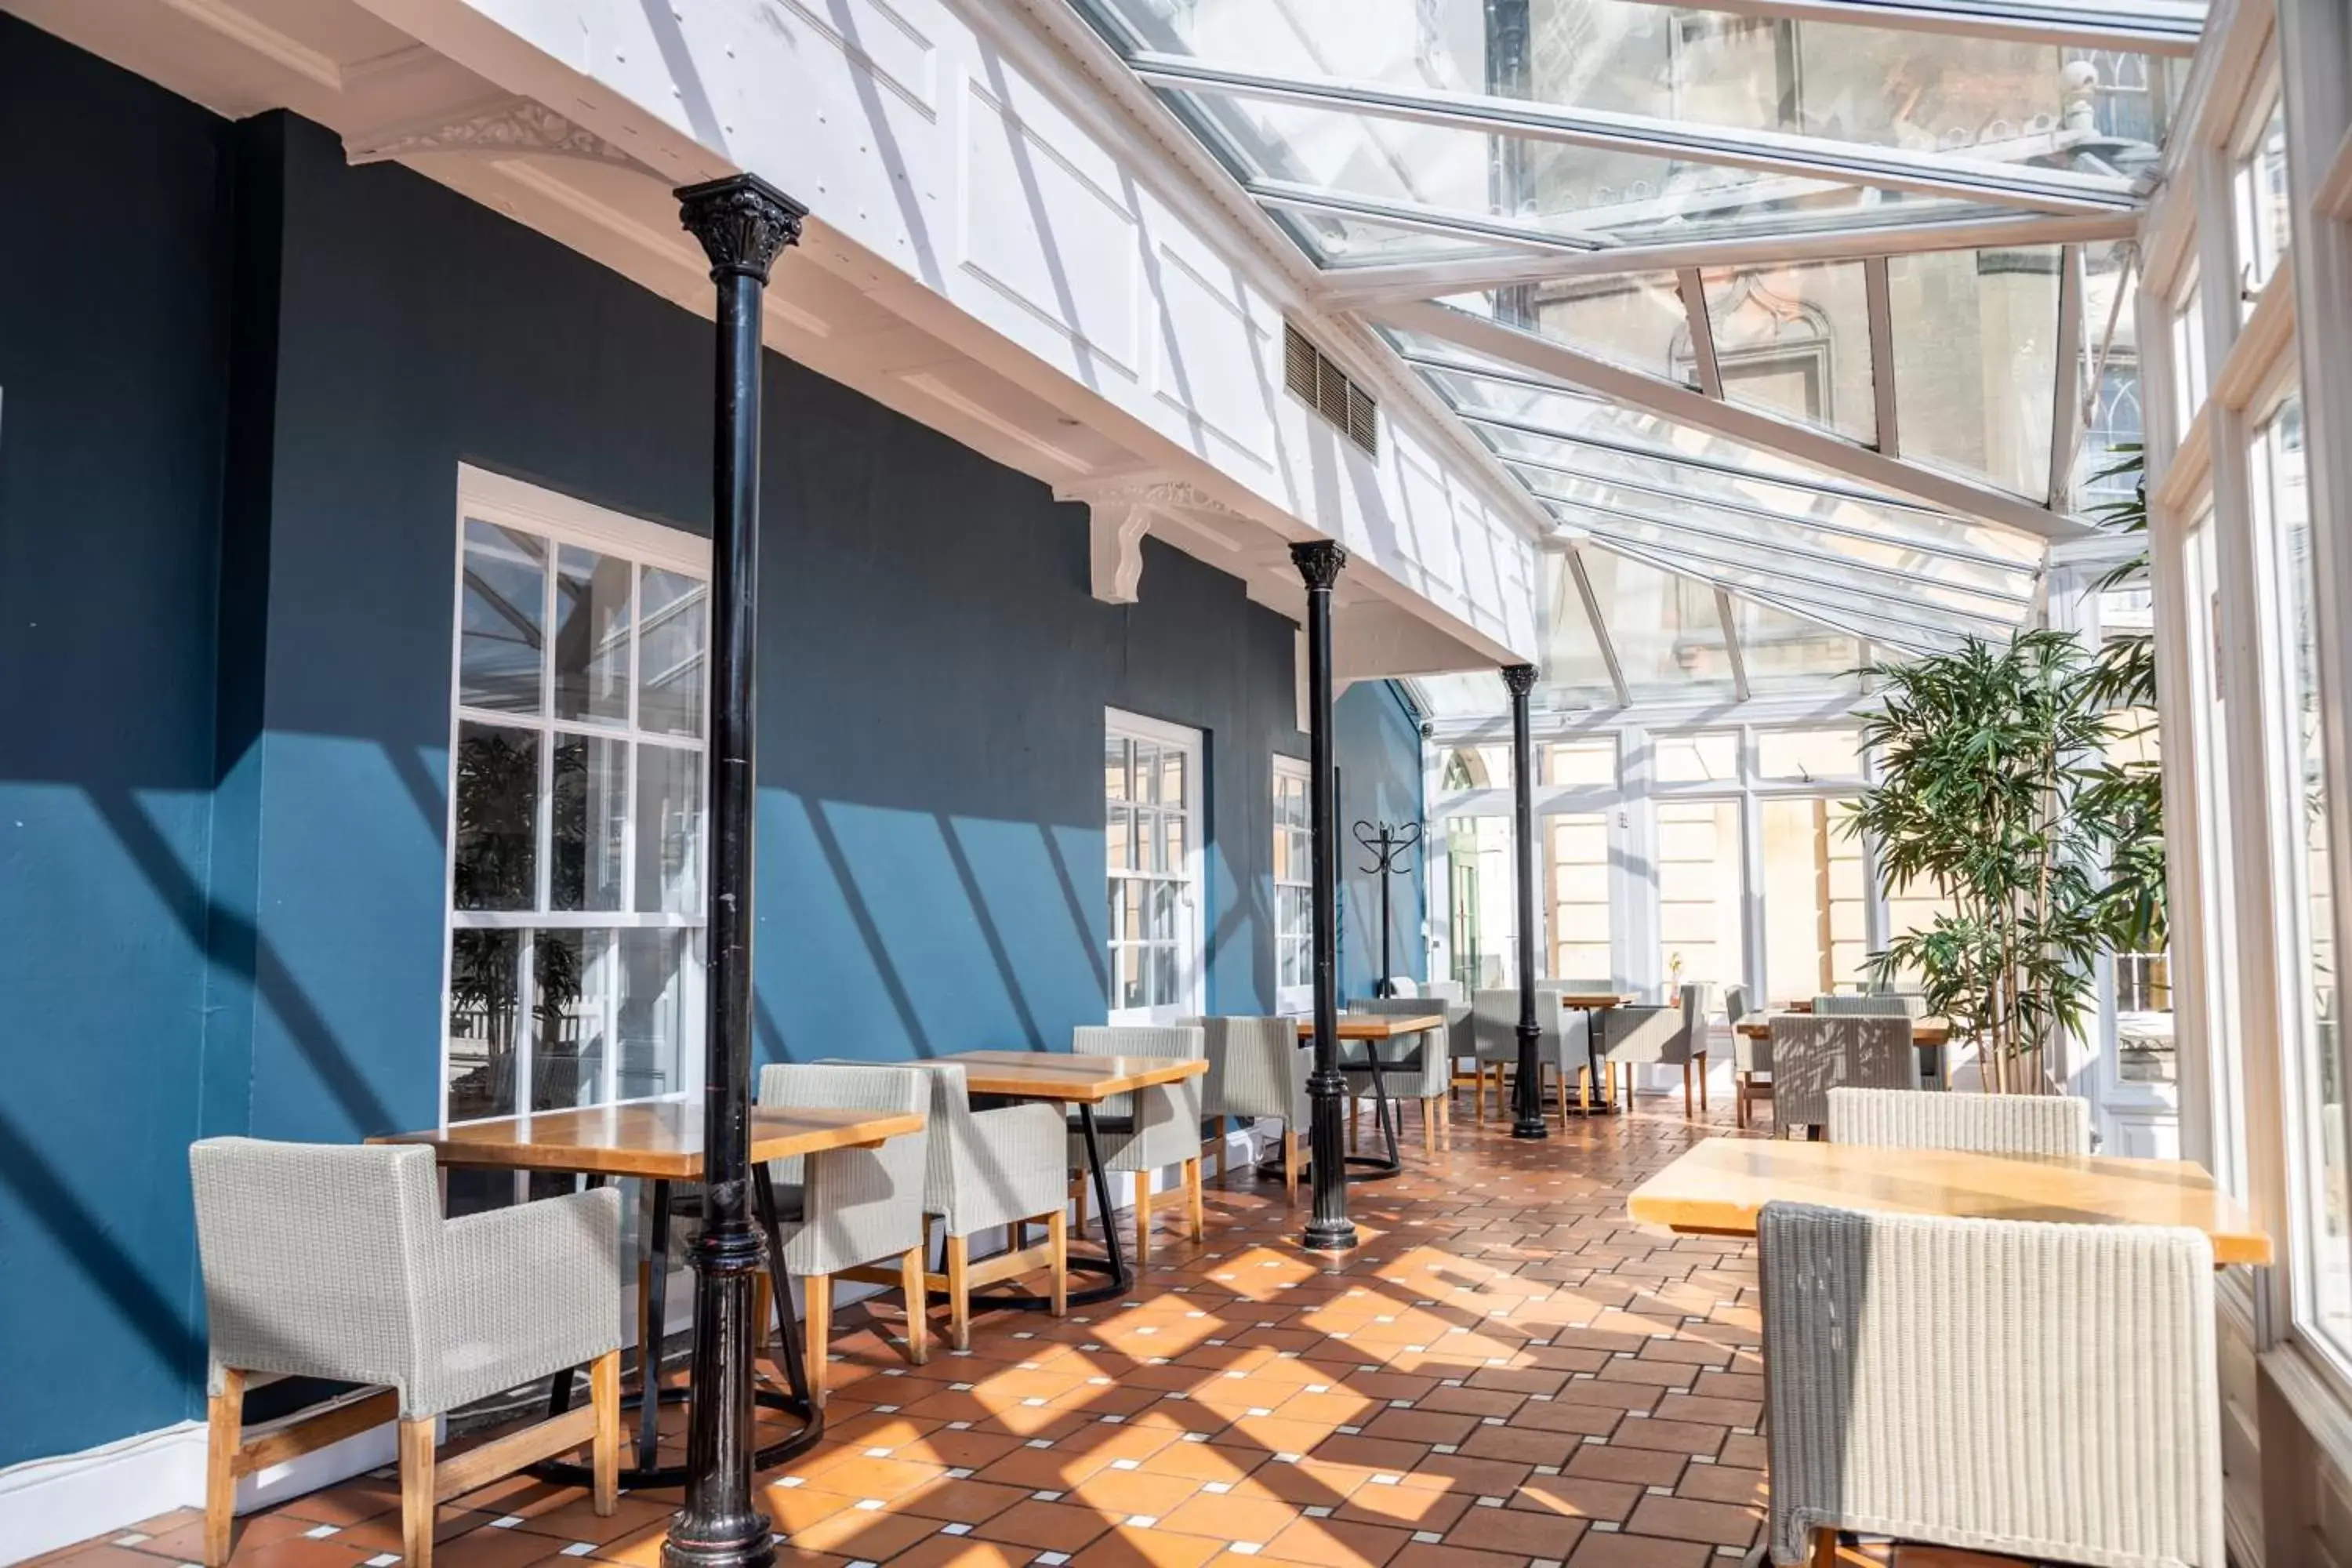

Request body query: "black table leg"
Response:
[963, 1098, 1132, 1312]
[637, 1178, 671, 1473]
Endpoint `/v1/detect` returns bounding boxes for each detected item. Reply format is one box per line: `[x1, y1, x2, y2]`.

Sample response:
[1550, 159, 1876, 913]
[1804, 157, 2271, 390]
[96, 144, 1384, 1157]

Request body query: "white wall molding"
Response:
[347, 92, 644, 169]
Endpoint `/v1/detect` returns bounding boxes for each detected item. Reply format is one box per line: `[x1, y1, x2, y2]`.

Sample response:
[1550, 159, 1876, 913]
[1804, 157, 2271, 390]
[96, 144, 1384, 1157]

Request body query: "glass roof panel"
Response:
[1592, 533, 1972, 651]
[1076, 1, 2171, 174]
[1442, 274, 1693, 386]
[1541, 552, 1621, 704]
[1700, 260, 1877, 445]
[1733, 597, 1865, 694]
[1888, 245, 2063, 496]
[1154, 89, 2006, 263]
[1413, 671, 1512, 716]
[1576, 549, 1739, 699]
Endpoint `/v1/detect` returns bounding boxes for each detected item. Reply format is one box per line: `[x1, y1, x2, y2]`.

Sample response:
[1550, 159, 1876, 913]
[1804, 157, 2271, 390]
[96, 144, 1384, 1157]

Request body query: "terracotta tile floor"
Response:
[37, 1093, 1904, 1568]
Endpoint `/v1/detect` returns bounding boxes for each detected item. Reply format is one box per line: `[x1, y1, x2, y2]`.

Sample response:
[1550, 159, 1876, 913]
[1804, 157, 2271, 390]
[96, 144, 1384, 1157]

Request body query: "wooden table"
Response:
[937, 1049, 1206, 1308]
[1558, 993, 1634, 1116]
[1290, 1014, 1449, 1178]
[1626, 1136, 2270, 1266]
[373, 1098, 924, 1485]
[1296, 1013, 1447, 1040]
[1735, 1011, 1951, 1047]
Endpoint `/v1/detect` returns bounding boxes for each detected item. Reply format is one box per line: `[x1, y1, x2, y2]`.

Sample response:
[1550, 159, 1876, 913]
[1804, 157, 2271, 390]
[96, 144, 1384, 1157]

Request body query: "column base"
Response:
[1301, 1221, 1359, 1252]
[662, 1521, 778, 1568]
[1510, 1118, 1551, 1141]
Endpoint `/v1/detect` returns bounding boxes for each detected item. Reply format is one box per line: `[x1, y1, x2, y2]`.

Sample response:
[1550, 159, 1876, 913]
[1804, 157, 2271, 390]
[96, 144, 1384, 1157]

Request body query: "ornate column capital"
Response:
[677, 173, 808, 284]
[1290, 539, 1348, 590]
[1501, 663, 1540, 697]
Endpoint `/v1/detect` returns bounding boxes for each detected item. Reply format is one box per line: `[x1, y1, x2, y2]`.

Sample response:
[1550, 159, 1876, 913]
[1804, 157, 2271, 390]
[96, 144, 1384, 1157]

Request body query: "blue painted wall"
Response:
[0, 14, 232, 1466]
[1336, 683, 1428, 1000]
[0, 19, 1425, 1470]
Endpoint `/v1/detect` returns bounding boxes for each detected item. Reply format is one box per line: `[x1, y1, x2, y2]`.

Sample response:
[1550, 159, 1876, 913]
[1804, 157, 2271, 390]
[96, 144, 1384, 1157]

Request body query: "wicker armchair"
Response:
[1826, 1087, 2092, 1156]
[1198, 1016, 1310, 1203]
[1469, 987, 1586, 1123]
[1812, 993, 1919, 1016]
[1769, 1014, 1917, 1137]
[905, 1062, 1069, 1346]
[191, 1139, 622, 1566]
[756, 1063, 931, 1406]
[1343, 996, 1454, 1152]
[1598, 985, 1709, 1117]
[1722, 983, 1769, 1129]
[1069, 1025, 1206, 1268]
[1759, 1201, 2222, 1566]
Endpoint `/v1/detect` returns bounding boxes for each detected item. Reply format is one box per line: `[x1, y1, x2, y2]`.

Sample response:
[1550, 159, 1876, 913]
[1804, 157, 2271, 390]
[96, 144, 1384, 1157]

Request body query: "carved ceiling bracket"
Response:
[347, 95, 646, 172]
[1054, 478, 1244, 604]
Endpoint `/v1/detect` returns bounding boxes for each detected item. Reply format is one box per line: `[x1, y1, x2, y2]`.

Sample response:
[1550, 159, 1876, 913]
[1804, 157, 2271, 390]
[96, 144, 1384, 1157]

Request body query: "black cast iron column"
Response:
[1504, 664, 1548, 1141]
[668, 172, 806, 1568]
[1295, 541, 1357, 1252]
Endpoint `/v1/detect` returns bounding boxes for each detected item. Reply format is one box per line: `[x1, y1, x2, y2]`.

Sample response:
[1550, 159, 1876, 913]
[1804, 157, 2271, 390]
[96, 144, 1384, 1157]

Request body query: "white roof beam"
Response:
[2048, 242, 2087, 508]
[1526, 488, 2038, 604]
[1678, 269, 1725, 400]
[1588, 535, 1959, 656]
[1377, 299, 2092, 541]
[1565, 549, 1632, 707]
[1309, 211, 2138, 307]
[1718, 589, 1753, 702]
[1864, 257, 1902, 459]
[1577, 524, 2019, 637]
[1493, 451, 2034, 573]
[1131, 55, 2145, 215]
[1592, 0, 2204, 56]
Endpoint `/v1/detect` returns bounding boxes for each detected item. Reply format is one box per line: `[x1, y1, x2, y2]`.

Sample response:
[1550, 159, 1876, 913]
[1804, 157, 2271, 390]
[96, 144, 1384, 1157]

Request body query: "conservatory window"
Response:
[1273, 756, 1313, 1014]
[1759, 797, 1867, 1003]
[1755, 728, 1863, 783]
[443, 473, 710, 1127]
[1544, 811, 1613, 981]
[1544, 739, 1617, 787]
[1655, 731, 1740, 786]
[1657, 799, 1744, 997]
[2171, 263, 2209, 432]
[2255, 394, 2349, 1360]
[2234, 93, 2292, 314]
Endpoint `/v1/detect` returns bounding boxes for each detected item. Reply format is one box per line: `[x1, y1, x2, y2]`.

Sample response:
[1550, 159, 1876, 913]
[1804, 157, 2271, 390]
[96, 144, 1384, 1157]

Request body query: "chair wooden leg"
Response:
[1736, 1074, 1749, 1129]
[1184, 1156, 1205, 1240]
[1134, 1171, 1153, 1269]
[946, 1233, 972, 1352]
[1578, 1065, 1591, 1113]
[804, 1273, 833, 1410]
[1422, 1097, 1436, 1155]
[900, 1247, 930, 1365]
[400, 1415, 437, 1568]
[1073, 1174, 1088, 1238]
[1807, 1525, 1839, 1567]
[1682, 1062, 1693, 1119]
[590, 1348, 620, 1516]
[752, 1272, 772, 1358]
[1283, 1130, 1300, 1205]
[1697, 1051, 1708, 1112]
[1047, 1209, 1069, 1316]
[1437, 1094, 1450, 1144]
[203, 1367, 245, 1567]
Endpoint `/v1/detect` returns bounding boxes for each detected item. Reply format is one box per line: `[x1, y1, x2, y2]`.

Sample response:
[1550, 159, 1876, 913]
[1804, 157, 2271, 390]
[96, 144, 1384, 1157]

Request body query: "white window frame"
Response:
[1105, 708, 1207, 1026]
[1272, 754, 1313, 1016]
[439, 465, 713, 1127]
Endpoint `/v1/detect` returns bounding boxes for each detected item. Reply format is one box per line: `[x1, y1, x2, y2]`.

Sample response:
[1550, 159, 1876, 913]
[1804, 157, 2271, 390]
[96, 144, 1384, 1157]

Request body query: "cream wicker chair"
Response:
[1598, 984, 1709, 1117]
[1826, 1086, 2092, 1155]
[1199, 1016, 1311, 1203]
[905, 1062, 1069, 1348]
[190, 1139, 622, 1567]
[1769, 1014, 1918, 1138]
[755, 1062, 931, 1406]
[1759, 1201, 2222, 1567]
[1069, 1024, 1206, 1268]
[1812, 993, 1916, 1015]
[1342, 996, 1453, 1152]
[1470, 985, 1590, 1123]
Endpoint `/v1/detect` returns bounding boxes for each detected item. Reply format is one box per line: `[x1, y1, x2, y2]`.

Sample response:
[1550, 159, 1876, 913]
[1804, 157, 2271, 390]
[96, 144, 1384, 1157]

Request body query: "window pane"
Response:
[1106, 736, 1131, 801]
[635, 744, 704, 915]
[2171, 270, 2207, 430]
[554, 545, 633, 724]
[460, 521, 546, 713]
[1656, 731, 1738, 785]
[454, 722, 539, 911]
[618, 928, 699, 1101]
[1164, 812, 1187, 873]
[1545, 740, 1616, 787]
[1160, 750, 1187, 810]
[1544, 811, 1612, 979]
[1756, 728, 1860, 782]
[1760, 797, 1867, 1004]
[1888, 247, 2060, 498]
[639, 568, 706, 737]
[2235, 97, 2290, 312]
[2264, 397, 2347, 1352]
[532, 929, 607, 1112]
[550, 733, 628, 913]
[1581, 551, 1738, 697]
[1656, 800, 1744, 995]
[1109, 808, 1134, 872]
[1134, 743, 1161, 805]
[1702, 261, 1875, 445]
[447, 927, 522, 1120]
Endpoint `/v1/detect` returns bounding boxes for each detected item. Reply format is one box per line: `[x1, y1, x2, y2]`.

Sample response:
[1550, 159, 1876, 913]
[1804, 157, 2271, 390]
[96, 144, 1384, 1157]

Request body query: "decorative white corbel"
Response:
[1054, 478, 1244, 604]
[346, 95, 644, 172]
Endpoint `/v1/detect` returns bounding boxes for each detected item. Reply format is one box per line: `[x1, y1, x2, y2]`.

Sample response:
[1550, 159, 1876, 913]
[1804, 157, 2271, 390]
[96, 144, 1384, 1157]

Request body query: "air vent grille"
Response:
[1283, 323, 1378, 459]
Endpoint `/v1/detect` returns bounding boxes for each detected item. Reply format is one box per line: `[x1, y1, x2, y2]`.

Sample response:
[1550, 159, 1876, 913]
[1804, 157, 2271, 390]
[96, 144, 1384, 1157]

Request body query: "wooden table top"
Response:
[1554, 993, 1633, 1010]
[1298, 1013, 1448, 1041]
[1736, 1011, 1951, 1047]
[940, 1050, 1207, 1103]
[372, 1100, 927, 1181]
[1626, 1136, 2270, 1266]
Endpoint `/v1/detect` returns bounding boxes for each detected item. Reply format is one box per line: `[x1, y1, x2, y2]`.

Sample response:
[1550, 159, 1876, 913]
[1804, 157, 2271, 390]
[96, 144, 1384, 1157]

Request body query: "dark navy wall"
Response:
[0, 15, 233, 1465]
[1336, 683, 1427, 999]
[0, 18, 1425, 1470]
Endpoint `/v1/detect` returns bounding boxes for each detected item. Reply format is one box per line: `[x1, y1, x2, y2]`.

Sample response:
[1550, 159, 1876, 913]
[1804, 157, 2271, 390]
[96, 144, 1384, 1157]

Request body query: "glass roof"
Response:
[1067, 0, 2180, 717]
